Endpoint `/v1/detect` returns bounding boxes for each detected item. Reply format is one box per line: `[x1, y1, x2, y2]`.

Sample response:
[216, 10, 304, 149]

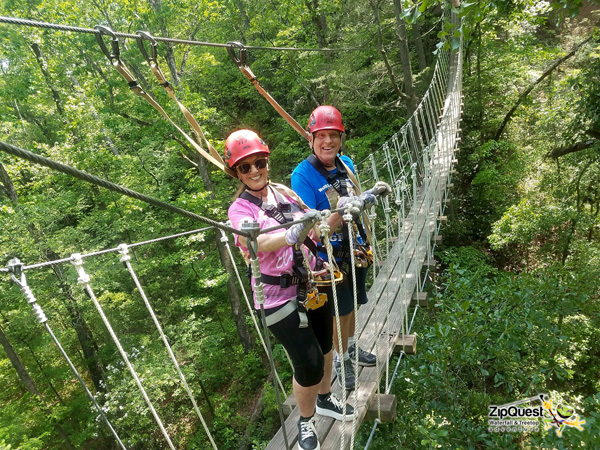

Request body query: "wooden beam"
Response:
[422, 258, 437, 270]
[410, 291, 428, 307]
[364, 394, 397, 422]
[394, 334, 417, 355]
[283, 395, 296, 417]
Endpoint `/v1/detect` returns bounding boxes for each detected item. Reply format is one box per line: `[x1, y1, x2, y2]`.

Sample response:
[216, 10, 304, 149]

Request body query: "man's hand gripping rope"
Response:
[358, 180, 393, 207]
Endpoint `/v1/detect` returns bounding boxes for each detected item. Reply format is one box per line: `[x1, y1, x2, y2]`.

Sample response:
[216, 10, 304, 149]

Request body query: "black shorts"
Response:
[265, 298, 333, 387]
[318, 266, 369, 316]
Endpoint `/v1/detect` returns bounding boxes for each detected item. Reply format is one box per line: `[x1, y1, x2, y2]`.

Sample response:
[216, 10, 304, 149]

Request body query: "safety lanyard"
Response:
[94, 26, 235, 178]
[226, 42, 310, 141]
[307, 155, 370, 246]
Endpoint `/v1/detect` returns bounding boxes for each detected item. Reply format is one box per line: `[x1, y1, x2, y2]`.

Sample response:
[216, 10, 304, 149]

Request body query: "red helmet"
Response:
[224, 129, 270, 169]
[307, 105, 345, 134]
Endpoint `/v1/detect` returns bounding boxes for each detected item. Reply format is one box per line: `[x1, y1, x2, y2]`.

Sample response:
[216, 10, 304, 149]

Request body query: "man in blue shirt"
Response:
[292, 105, 387, 390]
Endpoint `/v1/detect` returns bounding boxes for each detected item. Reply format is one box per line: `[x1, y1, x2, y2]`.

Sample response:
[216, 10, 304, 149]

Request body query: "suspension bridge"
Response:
[0, 8, 463, 450]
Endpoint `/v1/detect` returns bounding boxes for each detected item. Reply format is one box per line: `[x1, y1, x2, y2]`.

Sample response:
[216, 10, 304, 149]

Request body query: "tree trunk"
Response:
[148, 0, 181, 86]
[29, 42, 64, 116]
[305, 0, 332, 103]
[0, 165, 107, 392]
[393, 0, 418, 116]
[0, 323, 76, 449]
[495, 34, 594, 140]
[476, 24, 483, 144]
[412, 20, 428, 72]
[370, 0, 408, 102]
[70, 75, 119, 156]
[0, 162, 18, 202]
[173, 138, 254, 352]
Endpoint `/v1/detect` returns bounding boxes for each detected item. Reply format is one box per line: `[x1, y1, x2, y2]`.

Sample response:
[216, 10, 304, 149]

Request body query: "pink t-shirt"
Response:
[228, 193, 317, 310]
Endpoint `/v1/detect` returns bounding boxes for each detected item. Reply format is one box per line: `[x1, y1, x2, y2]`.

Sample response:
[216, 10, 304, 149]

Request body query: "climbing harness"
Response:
[94, 26, 235, 177]
[306, 154, 374, 269]
[239, 185, 329, 326]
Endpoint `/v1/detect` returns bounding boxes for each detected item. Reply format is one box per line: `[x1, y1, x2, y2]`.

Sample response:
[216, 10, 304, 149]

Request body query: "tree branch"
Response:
[547, 139, 597, 159]
[495, 34, 595, 140]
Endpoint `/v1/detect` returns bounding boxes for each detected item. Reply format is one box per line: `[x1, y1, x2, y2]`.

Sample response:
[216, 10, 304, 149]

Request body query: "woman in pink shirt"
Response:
[225, 129, 354, 450]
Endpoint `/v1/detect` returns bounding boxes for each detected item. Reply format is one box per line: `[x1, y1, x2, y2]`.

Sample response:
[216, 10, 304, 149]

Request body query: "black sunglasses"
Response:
[236, 158, 268, 174]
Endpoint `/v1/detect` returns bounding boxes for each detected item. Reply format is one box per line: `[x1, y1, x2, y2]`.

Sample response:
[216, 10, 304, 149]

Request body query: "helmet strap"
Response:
[244, 178, 270, 194]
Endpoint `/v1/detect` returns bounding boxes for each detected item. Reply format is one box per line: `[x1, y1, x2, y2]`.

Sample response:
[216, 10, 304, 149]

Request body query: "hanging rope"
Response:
[136, 30, 227, 170]
[227, 42, 309, 140]
[319, 214, 347, 449]
[70, 253, 176, 450]
[242, 220, 291, 450]
[345, 213, 359, 450]
[117, 244, 219, 450]
[6, 258, 128, 450]
[94, 26, 235, 177]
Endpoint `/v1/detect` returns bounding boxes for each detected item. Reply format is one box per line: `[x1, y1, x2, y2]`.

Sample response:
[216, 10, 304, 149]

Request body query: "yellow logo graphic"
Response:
[541, 394, 586, 437]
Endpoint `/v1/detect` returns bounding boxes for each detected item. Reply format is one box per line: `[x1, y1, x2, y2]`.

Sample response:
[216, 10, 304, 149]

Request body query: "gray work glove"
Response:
[285, 210, 320, 246]
[359, 181, 393, 208]
[337, 196, 363, 215]
[365, 181, 393, 197]
[358, 192, 377, 208]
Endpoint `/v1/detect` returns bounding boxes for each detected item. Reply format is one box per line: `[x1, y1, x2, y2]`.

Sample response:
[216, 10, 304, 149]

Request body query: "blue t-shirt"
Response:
[291, 154, 363, 260]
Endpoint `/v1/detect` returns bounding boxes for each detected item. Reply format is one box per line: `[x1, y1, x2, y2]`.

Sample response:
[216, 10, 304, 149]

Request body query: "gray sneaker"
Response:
[297, 416, 320, 450]
[348, 343, 377, 367]
[334, 357, 356, 390]
[316, 393, 356, 421]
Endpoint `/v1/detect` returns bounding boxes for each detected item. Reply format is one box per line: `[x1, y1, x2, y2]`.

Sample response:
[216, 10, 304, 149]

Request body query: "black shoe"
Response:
[334, 357, 356, 390]
[297, 417, 320, 450]
[316, 393, 356, 421]
[348, 343, 377, 367]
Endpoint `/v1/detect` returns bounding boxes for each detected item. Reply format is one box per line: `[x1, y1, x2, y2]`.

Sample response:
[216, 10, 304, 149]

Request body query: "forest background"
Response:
[0, 0, 599, 448]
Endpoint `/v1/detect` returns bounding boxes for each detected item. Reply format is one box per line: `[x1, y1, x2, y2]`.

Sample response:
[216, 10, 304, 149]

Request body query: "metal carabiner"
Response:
[136, 30, 158, 64]
[226, 41, 248, 69]
[94, 25, 120, 64]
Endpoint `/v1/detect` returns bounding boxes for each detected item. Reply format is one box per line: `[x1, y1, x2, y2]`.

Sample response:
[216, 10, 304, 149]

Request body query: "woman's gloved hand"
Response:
[285, 210, 320, 245]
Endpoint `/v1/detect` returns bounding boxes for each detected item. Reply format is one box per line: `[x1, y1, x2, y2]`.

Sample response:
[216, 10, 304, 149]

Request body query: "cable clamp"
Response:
[118, 243, 131, 263]
[70, 253, 90, 285]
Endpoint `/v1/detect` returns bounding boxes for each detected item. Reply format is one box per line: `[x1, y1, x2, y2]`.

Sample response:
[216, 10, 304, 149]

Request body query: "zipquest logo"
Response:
[488, 394, 586, 436]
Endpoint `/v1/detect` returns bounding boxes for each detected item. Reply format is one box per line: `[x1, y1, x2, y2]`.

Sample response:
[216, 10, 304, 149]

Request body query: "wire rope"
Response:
[117, 244, 219, 450]
[217, 228, 288, 397]
[70, 254, 176, 450]
[7, 260, 128, 450]
[0, 140, 247, 238]
[0, 16, 371, 52]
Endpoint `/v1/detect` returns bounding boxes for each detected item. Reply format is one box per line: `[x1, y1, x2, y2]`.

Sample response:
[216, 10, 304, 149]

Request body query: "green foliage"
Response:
[356, 247, 600, 449]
